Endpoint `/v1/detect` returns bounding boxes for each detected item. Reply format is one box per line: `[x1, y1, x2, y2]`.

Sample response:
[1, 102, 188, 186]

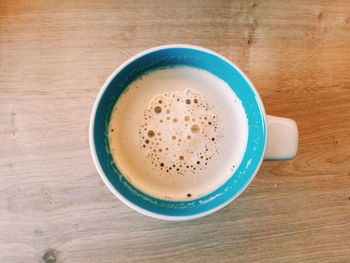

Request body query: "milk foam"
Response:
[108, 66, 248, 201]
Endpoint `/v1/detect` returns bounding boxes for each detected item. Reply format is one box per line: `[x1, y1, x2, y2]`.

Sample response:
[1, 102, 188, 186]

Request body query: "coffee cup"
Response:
[89, 45, 298, 221]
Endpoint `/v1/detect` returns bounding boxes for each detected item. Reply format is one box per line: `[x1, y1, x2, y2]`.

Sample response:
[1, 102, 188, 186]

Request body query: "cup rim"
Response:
[89, 44, 267, 221]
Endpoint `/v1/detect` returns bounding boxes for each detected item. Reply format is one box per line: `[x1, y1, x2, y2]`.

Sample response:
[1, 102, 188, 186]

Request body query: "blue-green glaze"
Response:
[93, 47, 266, 217]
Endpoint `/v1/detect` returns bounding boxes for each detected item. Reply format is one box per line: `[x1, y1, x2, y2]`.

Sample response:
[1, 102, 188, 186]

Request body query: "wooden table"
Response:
[1, 1, 350, 262]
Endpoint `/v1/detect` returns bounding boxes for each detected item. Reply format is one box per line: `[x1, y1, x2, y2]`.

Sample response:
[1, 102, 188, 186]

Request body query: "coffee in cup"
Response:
[108, 66, 248, 201]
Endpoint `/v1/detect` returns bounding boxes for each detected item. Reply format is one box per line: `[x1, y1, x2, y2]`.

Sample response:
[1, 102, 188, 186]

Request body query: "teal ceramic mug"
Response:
[89, 45, 298, 221]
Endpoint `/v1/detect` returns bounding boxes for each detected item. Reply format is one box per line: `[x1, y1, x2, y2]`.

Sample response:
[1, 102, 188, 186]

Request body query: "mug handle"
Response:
[263, 115, 298, 161]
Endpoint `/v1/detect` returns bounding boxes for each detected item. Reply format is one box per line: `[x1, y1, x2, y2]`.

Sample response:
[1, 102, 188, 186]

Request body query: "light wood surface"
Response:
[1, 1, 350, 262]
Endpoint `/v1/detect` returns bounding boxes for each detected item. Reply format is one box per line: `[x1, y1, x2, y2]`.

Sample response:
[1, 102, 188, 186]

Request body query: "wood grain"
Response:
[1, 0, 350, 262]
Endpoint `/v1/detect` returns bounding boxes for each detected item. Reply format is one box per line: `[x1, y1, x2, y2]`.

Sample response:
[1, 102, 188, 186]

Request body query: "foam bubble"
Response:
[191, 124, 200, 134]
[147, 130, 155, 138]
[154, 106, 162, 113]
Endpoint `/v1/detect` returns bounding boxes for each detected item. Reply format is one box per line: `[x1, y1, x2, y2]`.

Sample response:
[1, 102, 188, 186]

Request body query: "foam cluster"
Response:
[138, 89, 223, 180]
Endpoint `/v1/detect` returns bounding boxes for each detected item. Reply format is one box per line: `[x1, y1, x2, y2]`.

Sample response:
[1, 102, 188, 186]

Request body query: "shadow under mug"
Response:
[89, 44, 298, 221]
